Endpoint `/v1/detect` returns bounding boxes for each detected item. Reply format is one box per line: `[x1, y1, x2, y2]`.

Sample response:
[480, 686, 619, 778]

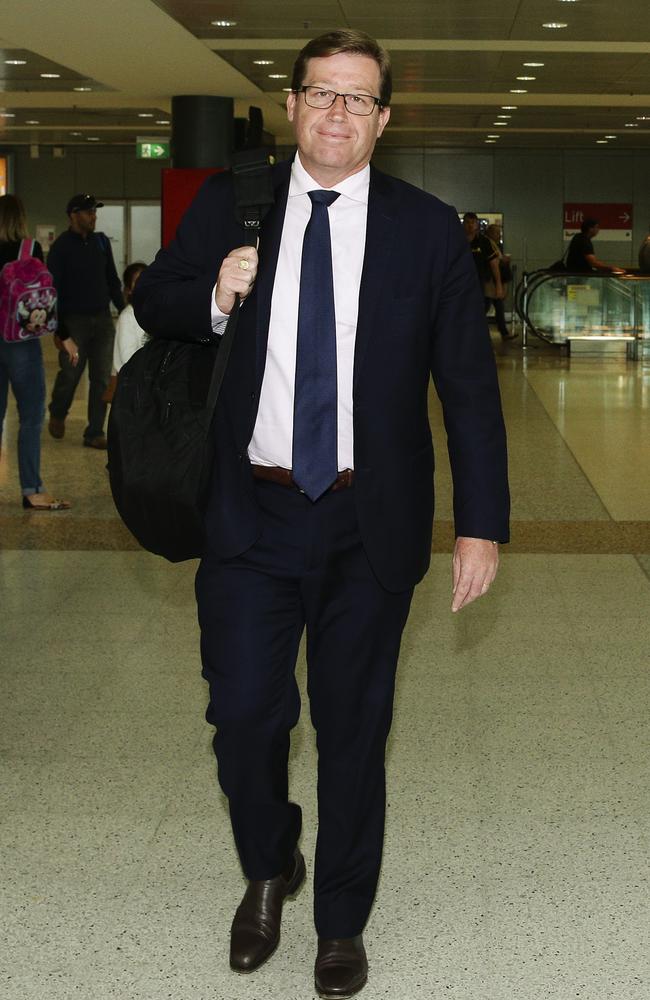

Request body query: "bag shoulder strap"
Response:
[205, 299, 240, 413]
[205, 155, 275, 415]
[19, 239, 35, 261]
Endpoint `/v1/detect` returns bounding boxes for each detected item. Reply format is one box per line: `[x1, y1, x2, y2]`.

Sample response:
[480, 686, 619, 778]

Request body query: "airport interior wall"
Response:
[6, 143, 650, 274]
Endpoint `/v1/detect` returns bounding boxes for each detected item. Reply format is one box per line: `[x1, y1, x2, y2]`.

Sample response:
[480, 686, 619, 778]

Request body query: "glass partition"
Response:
[516, 272, 650, 356]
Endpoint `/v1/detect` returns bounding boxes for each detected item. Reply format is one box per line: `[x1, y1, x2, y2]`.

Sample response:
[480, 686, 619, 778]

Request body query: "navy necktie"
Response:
[292, 189, 341, 501]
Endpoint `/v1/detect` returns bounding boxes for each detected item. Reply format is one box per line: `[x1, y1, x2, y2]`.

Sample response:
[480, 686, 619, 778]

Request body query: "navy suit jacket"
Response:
[134, 158, 510, 592]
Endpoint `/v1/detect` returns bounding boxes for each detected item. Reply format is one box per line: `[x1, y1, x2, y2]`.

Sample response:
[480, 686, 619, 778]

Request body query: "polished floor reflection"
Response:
[2, 337, 650, 1000]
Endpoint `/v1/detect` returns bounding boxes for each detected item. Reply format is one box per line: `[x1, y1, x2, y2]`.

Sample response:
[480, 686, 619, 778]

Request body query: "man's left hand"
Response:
[451, 536, 499, 613]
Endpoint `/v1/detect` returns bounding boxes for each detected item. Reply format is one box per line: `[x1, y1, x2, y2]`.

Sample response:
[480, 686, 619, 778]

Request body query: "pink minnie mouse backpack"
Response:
[0, 239, 58, 343]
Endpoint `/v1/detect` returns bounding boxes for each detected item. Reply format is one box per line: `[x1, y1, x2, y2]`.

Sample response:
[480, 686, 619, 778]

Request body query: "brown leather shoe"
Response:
[83, 435, 108, 450]
[48, 417, 65, 439]
[229, 848, 305, 973]
[315, 935, 368, 999]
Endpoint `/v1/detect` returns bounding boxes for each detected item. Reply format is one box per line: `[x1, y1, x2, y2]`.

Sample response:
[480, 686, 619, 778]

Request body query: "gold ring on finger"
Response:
[238, 258, 250, 270]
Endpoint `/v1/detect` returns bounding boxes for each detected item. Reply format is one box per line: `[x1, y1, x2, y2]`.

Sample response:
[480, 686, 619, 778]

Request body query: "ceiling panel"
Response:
[0, 48, 109, 93]
[2, 0, 650, 149]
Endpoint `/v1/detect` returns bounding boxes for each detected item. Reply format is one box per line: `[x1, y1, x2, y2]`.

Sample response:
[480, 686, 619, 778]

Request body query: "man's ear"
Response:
[286, 91, 296, 122]
[376, 105, 391, 138]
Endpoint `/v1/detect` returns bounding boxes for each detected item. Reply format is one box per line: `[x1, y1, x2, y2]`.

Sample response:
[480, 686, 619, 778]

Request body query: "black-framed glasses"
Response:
[298, 86, 382, 116]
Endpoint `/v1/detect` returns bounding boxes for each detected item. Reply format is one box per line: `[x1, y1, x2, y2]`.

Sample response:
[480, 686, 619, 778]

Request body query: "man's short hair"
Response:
[291, 29, 392, 107]
[581, 218, 599, 233]
[462, 212, 479, 223]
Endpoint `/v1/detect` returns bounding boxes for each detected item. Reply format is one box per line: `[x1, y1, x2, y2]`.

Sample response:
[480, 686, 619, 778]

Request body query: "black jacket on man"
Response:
[134, 159, 510, 593]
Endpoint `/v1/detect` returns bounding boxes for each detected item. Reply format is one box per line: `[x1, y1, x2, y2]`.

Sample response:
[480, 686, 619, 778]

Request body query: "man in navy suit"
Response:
[135, 29, 509, 999]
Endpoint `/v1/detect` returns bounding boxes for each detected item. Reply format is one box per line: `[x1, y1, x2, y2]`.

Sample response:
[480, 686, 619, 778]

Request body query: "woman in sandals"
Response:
[0, 194, 70, 510]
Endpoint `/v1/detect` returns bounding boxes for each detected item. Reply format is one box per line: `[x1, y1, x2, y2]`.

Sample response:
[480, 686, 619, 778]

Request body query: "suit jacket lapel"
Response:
[353, 167, 400, 390]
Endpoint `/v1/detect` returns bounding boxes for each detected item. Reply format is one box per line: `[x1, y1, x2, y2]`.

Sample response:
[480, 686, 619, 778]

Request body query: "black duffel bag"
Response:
[107, 149, 274, 562]
[107, 327, 231, 562]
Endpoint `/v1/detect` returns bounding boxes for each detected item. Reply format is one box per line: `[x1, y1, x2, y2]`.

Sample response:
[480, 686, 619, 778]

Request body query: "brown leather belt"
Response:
[251, 465, 354, 493]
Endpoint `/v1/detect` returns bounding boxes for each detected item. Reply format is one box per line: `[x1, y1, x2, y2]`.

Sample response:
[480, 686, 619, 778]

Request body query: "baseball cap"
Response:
[66, 193, 104, 214]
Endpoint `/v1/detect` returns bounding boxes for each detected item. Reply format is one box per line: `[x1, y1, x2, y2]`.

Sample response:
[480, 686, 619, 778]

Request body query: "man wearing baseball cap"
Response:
[47, 194, 124, 448]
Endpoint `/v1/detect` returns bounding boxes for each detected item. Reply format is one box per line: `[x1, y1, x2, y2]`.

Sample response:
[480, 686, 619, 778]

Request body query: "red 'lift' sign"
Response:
[563, 203, 633, 241]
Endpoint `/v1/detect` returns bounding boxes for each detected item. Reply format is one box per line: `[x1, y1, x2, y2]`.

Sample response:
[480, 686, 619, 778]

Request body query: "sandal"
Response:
[22, 494, 71, 511]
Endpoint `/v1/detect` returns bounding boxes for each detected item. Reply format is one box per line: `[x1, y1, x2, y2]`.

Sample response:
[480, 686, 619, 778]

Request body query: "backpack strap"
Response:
[19, 239, 35, 261]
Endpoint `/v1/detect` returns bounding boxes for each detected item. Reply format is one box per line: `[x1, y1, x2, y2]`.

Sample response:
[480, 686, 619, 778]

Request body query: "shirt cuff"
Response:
[210, 282, 229, 335]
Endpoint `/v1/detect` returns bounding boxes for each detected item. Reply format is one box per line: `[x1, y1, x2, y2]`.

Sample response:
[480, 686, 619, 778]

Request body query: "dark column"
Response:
[171, 96, 234, 168]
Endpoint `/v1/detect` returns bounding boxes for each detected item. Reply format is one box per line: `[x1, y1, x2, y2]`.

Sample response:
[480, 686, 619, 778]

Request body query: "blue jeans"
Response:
[0, 337, 46, 495]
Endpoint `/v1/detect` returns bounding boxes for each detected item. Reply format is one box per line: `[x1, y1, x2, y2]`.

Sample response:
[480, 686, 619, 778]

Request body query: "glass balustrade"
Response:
[515, 272, 650, 357]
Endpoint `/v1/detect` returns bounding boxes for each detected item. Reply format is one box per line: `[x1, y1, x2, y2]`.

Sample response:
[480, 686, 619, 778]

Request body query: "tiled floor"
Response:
[2, 336, 650, 999]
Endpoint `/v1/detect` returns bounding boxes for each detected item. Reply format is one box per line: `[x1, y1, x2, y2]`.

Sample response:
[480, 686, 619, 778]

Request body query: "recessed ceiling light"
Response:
[5, 59, 26, 65]
[636, 116, 650, 121]
[0, 111, 16, 118]
[625, 123, 639, 127]
[487, 135, 501, 139]
[73, 86, 92, 92]
[604, 135, 617, 139]
[523, 62, 545, 67]
[253, 60, 274, 66]
[87, 136, 100, 141]
[40, 73, 61, 78]
[510, 89, 527, 94]
[156, 119, 170, 125]
[501, 105, 518, 110]
[268, 73, 287, 79]
[70, 131, 82, 136]
[25, 119, 39, 125]
[596, 140, 608, 144]
[497, 114, 512, 119]
[138, 113, 154, 118]
[493, 122, 509, 126]
[282, 87, 292, 92]
[485, 140, 497, 144]
[556, 0, 578, 3]
[211, 19, 237, 27]
[543, 22, 568, 28]
[516, 76, 536, 81]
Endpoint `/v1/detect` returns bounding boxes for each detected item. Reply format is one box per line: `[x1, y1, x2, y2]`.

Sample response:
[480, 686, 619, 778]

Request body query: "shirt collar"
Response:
[289, 151, 370, 205]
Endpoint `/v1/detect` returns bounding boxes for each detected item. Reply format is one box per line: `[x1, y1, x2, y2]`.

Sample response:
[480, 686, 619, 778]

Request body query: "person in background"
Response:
[485, 223, 517, 341]
[462, 212, 505, 321]
[0, 194, 70, 510]
[135, 29, 509, 999]
[566, 218, 626, 274]
[47, 194, 124, 449]
[113, 263, 148, 372]
[102, 263, 149, 405]
[638, 224, 650, 273]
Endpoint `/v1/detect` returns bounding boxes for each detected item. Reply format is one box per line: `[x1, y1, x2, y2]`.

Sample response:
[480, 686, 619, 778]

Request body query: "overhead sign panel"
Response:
[563, 203, 633, 242]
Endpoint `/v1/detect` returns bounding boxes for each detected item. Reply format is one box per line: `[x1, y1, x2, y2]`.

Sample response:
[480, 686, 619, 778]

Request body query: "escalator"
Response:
[513, 270, 650, 356]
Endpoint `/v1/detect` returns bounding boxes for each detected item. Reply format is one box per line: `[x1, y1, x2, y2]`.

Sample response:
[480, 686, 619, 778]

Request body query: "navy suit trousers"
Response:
[195, 478, 414, 938]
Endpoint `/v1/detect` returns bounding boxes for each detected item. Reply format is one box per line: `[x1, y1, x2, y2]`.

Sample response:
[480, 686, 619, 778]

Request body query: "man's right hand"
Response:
[215, 247, 259, 315]
[62, 338, 80, 366]
[54, 334, 80, 366]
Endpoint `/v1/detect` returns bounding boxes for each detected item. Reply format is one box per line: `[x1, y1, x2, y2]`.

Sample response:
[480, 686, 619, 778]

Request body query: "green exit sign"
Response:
[136, 140, 170, 160]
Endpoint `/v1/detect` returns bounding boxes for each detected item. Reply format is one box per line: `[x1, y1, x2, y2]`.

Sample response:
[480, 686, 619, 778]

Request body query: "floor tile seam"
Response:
[633, 554, 650, 584]
[6, 522, 650, 554]
[521, 368, 614, 522]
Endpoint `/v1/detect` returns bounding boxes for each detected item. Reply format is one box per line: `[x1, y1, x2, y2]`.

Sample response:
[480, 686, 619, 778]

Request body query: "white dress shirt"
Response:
[211, 153, 369, 471]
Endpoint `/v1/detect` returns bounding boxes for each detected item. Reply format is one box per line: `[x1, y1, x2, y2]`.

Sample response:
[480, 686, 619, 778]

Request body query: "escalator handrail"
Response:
[513, 269, 648, 345]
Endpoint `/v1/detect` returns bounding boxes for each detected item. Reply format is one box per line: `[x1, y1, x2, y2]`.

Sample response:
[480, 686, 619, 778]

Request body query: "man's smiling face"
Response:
[286, 51, 390, 187]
